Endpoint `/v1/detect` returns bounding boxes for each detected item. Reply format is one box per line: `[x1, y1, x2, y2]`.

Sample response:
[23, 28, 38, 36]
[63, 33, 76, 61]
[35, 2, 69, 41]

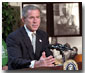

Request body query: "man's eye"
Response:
[28, 16, 40, 19]
[29, 17, 33, 19]
[37, 16, 40, 18]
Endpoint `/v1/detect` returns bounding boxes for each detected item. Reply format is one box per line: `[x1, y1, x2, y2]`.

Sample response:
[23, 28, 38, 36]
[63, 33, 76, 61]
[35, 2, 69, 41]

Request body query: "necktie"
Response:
[32, 32, 36, 53]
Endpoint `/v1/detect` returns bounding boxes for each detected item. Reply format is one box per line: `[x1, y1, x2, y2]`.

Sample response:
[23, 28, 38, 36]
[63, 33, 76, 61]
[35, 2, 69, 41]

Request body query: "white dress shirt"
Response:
[24, 24, 36, 68]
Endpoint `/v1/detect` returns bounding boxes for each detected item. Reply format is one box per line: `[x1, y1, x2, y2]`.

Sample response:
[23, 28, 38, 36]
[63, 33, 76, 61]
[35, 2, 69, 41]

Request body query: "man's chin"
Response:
[32, 28, 38, 31]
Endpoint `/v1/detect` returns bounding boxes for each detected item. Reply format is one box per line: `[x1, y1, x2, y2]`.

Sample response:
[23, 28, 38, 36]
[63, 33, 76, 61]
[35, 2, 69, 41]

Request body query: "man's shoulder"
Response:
[7, 26, 24, 38]
[37, 29, 48, 37]
[37, 29, 47, 35]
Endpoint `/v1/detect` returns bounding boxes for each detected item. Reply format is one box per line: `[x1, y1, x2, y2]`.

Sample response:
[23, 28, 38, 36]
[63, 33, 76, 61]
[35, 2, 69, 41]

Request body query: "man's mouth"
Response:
[32, 25, 38, 28]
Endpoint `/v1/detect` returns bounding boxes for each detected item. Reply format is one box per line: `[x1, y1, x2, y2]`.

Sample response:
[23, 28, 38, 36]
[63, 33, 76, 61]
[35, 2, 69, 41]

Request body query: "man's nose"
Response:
[33, 18, 37, 23]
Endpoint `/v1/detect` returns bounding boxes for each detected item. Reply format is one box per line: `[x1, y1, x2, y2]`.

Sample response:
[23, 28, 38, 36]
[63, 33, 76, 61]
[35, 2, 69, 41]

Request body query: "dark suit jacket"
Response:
[6, 26, 52, 70]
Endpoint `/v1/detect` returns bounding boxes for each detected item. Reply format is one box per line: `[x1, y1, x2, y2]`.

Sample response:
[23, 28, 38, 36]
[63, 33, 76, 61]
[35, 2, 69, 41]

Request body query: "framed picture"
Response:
[22, 2, 47, 32]
[53, 2, 82, 36]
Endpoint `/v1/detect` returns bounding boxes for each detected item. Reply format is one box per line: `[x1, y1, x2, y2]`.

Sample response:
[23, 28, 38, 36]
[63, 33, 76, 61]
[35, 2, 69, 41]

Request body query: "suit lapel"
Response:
[20, 27, 35, 60]
[35, 31, 42, 59]
[20, 27, 43, 60]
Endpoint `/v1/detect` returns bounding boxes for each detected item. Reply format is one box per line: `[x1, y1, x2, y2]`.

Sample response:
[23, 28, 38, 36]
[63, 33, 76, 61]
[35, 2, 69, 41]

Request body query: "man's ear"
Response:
[22, 17, 25, 23]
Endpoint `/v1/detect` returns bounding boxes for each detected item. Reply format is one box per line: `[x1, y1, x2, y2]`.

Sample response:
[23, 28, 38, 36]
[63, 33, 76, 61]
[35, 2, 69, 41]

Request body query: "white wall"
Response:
[57, 37, 82, 54]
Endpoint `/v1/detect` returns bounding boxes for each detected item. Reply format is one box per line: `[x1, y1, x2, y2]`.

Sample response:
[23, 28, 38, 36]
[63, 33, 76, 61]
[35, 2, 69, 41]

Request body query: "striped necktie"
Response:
[32, 32, 36, 53]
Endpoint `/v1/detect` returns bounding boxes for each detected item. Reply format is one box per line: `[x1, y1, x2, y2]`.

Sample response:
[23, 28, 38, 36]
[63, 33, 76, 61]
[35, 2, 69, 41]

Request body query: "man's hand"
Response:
[34, 51, 55, 68]
[42, 51, 46, 58]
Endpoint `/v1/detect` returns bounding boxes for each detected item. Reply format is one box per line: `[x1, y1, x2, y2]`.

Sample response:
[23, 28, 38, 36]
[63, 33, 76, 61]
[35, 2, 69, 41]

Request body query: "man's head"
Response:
[22, 5, 41, 32]
[62, 7, 66, 16]
[62, 6, 71, 16]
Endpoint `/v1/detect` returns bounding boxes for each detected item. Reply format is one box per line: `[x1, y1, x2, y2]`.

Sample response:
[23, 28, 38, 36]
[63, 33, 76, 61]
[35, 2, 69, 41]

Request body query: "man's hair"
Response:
[22, 5, 41, 18]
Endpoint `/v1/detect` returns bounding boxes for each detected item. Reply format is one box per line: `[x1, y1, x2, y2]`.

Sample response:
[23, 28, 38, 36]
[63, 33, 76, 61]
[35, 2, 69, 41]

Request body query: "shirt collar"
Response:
[24, 24, 36, 41]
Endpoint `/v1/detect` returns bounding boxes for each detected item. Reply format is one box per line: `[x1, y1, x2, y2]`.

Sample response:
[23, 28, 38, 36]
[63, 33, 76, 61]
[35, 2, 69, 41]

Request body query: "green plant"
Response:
[2, 2, 20, 41]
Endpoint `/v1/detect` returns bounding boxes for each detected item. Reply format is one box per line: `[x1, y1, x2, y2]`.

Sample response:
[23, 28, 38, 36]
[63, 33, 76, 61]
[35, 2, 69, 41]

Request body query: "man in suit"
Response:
[6, 5, 55, 70]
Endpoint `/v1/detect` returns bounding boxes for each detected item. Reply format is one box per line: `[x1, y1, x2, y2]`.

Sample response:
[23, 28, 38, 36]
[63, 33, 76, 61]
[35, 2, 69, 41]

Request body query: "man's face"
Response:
[24, 9, 41, 32]
[62, 8, 66, 15]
